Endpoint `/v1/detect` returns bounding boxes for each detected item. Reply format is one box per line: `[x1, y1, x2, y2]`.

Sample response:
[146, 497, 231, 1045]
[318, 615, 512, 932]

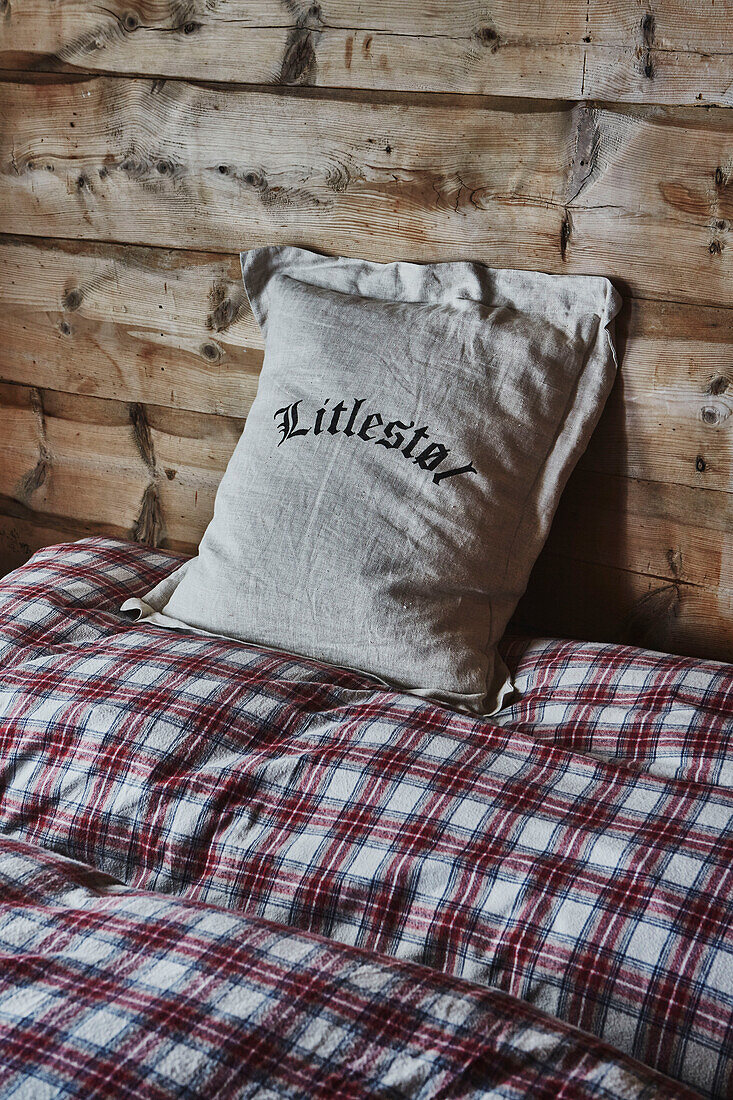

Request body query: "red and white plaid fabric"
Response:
[0, 538, 731, 1098]
[0, 835, 692, 1099]
[501, 636, 733, 786]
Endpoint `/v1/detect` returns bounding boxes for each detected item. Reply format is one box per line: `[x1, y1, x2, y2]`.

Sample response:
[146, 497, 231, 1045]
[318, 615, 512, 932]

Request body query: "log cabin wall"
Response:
[0, 2, 731, 660]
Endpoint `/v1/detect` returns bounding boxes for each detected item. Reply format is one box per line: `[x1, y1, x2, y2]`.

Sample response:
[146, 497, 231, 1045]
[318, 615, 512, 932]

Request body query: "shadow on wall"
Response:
[509, 293, 675, 651]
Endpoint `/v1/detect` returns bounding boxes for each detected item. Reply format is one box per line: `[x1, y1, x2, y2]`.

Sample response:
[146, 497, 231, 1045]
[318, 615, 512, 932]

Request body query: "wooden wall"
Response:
[0, 1, 731, 661]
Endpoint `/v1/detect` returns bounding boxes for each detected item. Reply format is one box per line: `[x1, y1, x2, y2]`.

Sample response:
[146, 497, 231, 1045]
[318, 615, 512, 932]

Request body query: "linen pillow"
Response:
[122, 246, 620, 714]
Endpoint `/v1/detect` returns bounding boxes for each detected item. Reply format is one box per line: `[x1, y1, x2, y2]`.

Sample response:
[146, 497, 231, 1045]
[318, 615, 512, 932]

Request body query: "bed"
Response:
[0, 535, 730, 1098]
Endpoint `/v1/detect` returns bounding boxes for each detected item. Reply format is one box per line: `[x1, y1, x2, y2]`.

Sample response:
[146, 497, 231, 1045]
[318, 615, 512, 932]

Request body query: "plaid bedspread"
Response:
[0, 538, 731, 1098]
[0, 835, 692, 1099]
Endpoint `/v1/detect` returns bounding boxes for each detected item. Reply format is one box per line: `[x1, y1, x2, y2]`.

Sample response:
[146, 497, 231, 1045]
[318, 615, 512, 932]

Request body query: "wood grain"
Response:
[546, 468, 733, 592]
[1, 1, 731, 105]
[516, 553, 733, 662]
[0, 383, 244, 550]
[0, 500, 126, 578]
[0, 236, 262, 413]
[0, 15, 730, 666]
[2, 235, 730, 494]
[1, 77, 731, 306]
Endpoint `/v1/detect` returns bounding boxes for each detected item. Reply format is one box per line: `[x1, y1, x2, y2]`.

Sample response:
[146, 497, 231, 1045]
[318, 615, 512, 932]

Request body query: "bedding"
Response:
[124, 245, 620, 715]
[0, 836, 693, 1099]
[0, 537, 731, 1098]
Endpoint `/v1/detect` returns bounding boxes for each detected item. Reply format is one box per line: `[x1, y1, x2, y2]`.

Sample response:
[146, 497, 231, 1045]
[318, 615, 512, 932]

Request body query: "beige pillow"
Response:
[123, 246, 619, 713]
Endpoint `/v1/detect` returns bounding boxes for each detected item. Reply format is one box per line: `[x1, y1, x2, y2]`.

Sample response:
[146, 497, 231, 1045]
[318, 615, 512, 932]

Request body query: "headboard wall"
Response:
[1, 2, 731, 661]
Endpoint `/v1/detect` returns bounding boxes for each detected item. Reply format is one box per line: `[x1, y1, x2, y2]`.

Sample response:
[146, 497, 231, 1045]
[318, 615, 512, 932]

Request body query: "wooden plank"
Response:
[515, 553, 733, 663]
[0, 78, 731, 306]
[0, 236, 262, 414]
[583, 297, 733, 493]
[1, 1, 731, 105]
[0, 500, 125, 578]
[3, 491, 729, 665]
[1, 236, 731, 493]
[1, 378, 730, 661]
[0, 383, 244, 550]
[545, 468, 733, 592]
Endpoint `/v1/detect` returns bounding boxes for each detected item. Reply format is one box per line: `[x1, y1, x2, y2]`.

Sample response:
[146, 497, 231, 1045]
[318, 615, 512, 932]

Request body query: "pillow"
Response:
[122, 246, 620, 714]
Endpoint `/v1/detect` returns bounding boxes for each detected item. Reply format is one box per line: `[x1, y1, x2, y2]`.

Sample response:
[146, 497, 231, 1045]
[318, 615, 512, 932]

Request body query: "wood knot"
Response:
[715, 167, 725, 187]
[201, 341, 222, 362]
[476, 25, 500, 50]
[59, 321, 72, 336]
[244, 170, 266, 190]
[62, 288, 83, 312]
[182, 21, 200, 34]
[560, 213, 571, 260]
[217, 164, 230, 175]
[701, 405, 721, 425]
[640, 12, 655, 79]
[164, 468, 177, 481]
[280, 21, 318, 84]
[708, 375, 730, 396]
[709, 239, 722, 255]
[695, 455, 706, 472]
[207, 279, 244, 332]
[123, 11, 138, 31]
[326, 164, 350, 193]
[666, 548, 683, 578]
[156, 159, 173, 175]
[129, 403, 156, 471]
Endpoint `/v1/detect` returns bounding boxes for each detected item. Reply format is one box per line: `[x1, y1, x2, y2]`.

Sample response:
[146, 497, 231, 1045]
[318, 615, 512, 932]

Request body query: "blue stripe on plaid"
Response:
[0, 539, 731, 1097]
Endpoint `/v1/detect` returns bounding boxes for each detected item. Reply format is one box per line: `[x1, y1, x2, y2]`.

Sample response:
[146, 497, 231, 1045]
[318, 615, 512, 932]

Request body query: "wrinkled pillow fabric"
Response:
[123, 246, 620, 713]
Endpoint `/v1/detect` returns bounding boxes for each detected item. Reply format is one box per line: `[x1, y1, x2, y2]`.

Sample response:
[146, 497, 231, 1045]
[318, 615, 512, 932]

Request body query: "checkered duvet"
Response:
[0, 836, 690, 1100]
[0, 539, 730, 1098]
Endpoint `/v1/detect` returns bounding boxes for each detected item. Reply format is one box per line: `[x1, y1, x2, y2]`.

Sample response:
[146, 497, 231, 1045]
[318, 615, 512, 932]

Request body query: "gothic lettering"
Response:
[274, 401, 310, 446]
[343, 398, 365, 437]
[328, 401, 348, 434]
[313, 399, 330, 435]
[402, 425, 430, 458]
[414, 442, 450, 471]
[273, 397, 477, 486]
[376, 420, 415, 450]
[433, 462, 477, 484]
[358, 412, 383, 440]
